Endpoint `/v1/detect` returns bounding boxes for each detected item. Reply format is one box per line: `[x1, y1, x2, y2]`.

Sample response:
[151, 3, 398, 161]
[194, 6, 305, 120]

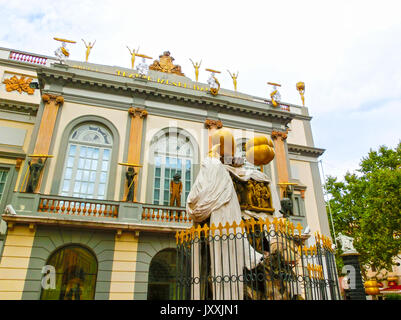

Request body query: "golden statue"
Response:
[296, 82, 305, 106]
[127, 46, 140, 69]
[189, 59, 202, 82]
[82, 39, 96, 62]
[227, 70, 239, 91]
[206, 68, 221, 96]
[267, 82, 281, 108]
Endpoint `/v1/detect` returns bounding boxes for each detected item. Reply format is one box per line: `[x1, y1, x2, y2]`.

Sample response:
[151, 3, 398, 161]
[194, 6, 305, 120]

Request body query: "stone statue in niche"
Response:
[125, 167, 137, 202]
[26, 158, 45, 193]
[170, 173, 183, 207]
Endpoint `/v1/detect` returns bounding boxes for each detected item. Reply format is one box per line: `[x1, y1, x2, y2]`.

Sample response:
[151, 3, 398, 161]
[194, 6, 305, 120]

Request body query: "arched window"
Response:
[40, 245, 98, 300]
[235, 139, 261, 171]
[147, 249, 177, 300]
[59, 123, 113, 199]
[151, 129, 196, 206]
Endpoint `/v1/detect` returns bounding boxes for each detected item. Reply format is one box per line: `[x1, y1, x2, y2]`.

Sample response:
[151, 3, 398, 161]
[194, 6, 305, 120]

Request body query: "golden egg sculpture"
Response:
[211, 128, 235, 157]
[245, 136, 275, 166]
[364, 280, 380, 295]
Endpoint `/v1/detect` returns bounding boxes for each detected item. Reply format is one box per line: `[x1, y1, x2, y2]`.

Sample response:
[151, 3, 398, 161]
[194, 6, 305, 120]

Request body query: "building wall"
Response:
[134, 232, 177, 300]
[109, 231, 138, 300]
[0, 224, 36, 299]
[21, 226, 115, 300]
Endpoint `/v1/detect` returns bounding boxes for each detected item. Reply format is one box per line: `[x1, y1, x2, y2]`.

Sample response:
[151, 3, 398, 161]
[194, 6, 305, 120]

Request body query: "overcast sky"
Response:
[1, 0, 400, 181]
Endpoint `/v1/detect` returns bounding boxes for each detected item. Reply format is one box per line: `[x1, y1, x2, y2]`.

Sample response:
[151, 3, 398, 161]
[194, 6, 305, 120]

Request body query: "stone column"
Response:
[271, 130, 289, 198]
[125, 107, 148, 202]
[341, 253, 366, 300]
[29, 94, 64, 192]
[204, 119, 223, 150]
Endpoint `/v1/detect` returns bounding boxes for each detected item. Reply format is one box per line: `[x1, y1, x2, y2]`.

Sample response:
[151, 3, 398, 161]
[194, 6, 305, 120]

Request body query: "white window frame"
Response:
[59, 124, 113, 200]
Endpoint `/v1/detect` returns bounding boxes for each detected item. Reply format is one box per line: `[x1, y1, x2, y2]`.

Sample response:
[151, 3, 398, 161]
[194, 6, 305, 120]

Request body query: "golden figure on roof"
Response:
[82, 39, 96, 62]
[206, 68, 221, 96]
[189, 59, 202, 82]
[296, 82, 305, 106]
[53, 37, 76, 63]
[127, 46, 140, 69]
[227, 70, 239, 91]
[267, 82, 282, 108]
[149, 51, 185, 76]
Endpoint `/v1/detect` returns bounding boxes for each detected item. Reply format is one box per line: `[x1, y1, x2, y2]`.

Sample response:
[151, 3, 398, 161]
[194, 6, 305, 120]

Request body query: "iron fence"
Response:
[176, 217, 341, 300]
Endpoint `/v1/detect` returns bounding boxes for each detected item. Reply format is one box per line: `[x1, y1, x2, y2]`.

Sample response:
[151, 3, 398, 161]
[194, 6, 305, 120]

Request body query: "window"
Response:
[152, 130, 195, 206]
[235, 139, 261, 171]
[293, 195, 305, 217]
[0, 168, 9, 201]
[59, 124, 113, 199]
[147, 249, 178, 300]
[40, 245, 98, 300]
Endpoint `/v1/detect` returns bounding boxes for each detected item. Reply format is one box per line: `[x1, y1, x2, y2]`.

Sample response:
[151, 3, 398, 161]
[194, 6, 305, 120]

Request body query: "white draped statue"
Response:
[186, 156, 264, 300]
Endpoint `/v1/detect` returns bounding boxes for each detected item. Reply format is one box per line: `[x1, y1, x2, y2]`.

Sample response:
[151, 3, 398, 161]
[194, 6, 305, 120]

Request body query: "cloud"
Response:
[1, 0, 400, 181]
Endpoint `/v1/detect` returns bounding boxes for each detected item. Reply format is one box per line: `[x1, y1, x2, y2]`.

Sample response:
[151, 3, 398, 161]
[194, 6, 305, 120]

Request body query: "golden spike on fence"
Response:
[184, 230, 190, 242]
[289, 222, 295, 236]
[312, 245, 317, 256]
[196, 224, 202, 238]
[202, 223, 210, 238]
[256, 218, 264, 232]
[272, 217, 279, 231]
[307, 264, 312, 278]
[224, 221, 231, 235]
[189, 226, 195, 241]
[231, 220, 238, 234]
[217, 222, 224, 235]
[239, 220, 246, 233]
[264, 217, 271, 230]
[319, 265, 324, 279]
[210, 223, 217, 236]
[303, 246, 309, 257]
[278, 219, 284, 232]
[175, 231, 180, 245]
[179, 230, 185, 244]
[316, 231, 321, 243]
[296, 223, 303, 236]
[249, 218, 256, 233]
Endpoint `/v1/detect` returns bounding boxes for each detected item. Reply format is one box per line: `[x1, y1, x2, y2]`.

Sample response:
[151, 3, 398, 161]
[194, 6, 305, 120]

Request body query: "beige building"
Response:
[0, 46, 332, 300]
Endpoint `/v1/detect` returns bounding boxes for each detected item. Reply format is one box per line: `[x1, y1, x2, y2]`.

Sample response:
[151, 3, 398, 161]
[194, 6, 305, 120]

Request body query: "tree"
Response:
[325, 142, 401, 278]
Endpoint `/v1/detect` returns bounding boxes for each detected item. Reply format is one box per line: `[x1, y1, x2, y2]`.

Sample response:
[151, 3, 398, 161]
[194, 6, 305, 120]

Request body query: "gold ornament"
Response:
[3, 75, 35, 94]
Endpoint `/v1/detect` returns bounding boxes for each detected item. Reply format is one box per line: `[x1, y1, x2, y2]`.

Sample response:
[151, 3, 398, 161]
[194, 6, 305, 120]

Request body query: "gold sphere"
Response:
[296, 82, 305, 91]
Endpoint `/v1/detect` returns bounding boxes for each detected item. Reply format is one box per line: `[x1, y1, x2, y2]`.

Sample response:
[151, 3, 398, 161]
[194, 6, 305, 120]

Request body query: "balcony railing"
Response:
[6, 192, 192, 230]
[9, 51, 48, 65]
[38, 196, 119, 219]
[142, 204, 192, 224]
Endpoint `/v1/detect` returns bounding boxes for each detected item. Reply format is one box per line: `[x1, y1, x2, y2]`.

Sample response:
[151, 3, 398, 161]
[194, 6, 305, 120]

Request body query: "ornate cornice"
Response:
[204, 119, 223, 129]
[42, 94, 64, 106]
[287, 143, 325, 158]
[36, 67, 295, 126]
[128, 107, 148, 119]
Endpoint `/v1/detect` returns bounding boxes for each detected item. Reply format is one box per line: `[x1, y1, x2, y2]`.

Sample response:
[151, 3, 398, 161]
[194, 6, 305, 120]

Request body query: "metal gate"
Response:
[176, 217, 341, 300]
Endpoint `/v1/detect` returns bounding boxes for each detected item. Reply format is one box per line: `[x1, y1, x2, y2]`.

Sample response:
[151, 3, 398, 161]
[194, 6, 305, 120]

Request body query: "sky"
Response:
[1, 0, 400, 181]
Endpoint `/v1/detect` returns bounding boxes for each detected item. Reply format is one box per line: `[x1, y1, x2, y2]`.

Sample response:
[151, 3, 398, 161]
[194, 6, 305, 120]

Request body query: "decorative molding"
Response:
[2, 75, 35, 95]
[287, 143, 325, 158]
[149, 51, 185, 76]
[41, 94, 64, 106]
[204, 119, 223, 129]
[128, 107, 148, 119]
[271, 130, 288, 141]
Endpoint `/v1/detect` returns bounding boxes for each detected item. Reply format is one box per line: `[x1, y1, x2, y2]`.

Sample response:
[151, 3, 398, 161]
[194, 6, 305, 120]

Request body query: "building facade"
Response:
[0, 47, 331, 300]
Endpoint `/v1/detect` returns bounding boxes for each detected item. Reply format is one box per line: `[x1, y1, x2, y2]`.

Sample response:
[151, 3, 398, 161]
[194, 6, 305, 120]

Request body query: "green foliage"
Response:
[325, 142, 401, 277]
[384, 294, 401, 300]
